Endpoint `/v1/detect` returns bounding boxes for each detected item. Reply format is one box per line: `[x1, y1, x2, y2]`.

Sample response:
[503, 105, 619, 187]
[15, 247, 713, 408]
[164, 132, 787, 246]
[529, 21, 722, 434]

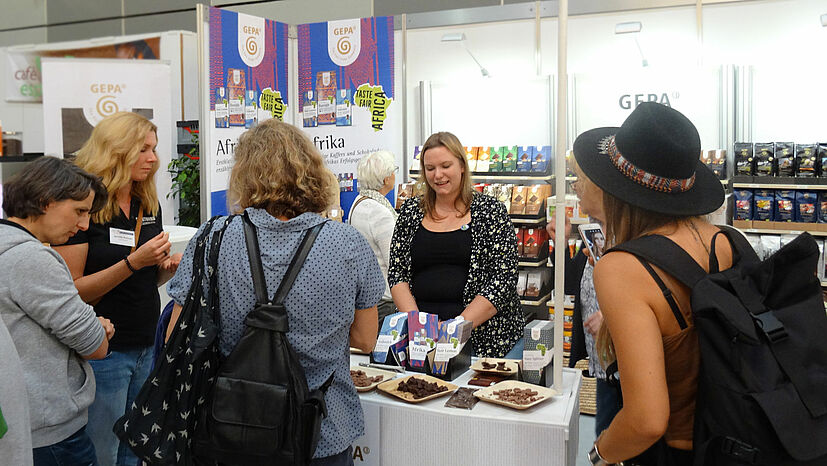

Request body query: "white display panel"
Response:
[572, 67, 723, 150]
[427, 76, 553, 147]
[749, 64, 827, 143]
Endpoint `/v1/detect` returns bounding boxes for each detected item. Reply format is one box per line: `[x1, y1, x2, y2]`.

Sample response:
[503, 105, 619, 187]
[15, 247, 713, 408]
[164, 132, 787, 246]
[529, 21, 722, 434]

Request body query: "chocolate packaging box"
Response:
[407, 311, 439, 370]
[522, 320, 554, 385]
[431, 317, 473, 377]
[372, 312, 409, 366]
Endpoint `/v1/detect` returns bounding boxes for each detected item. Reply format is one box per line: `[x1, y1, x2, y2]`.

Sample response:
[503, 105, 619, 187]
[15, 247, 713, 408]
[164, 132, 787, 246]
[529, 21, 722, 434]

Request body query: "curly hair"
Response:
[227, 119, 338, 218]
[74, 112, 159, 223]
[419, 131, 474, 220]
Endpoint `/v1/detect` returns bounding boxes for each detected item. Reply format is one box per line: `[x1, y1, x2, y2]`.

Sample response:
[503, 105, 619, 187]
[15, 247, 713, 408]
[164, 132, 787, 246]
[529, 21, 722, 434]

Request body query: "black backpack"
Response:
[611, 226, 827, 466]
[194, 213, 333, 465]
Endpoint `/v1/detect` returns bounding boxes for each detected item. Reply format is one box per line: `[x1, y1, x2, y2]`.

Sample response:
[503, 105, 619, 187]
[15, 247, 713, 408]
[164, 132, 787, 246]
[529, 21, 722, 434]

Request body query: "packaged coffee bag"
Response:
[754, 189, 774, 221]
[818, 143, 827, 177]
[796, 191, 817, 223]
[819, 192, 827, 223]
[754, 143, 775, 176]
[795, 144, 817, 178]
[775, 190, 795, 222]
[734, 142, 754, 176]
[734, 189, 753, 220]
[775, 142, 795, 177]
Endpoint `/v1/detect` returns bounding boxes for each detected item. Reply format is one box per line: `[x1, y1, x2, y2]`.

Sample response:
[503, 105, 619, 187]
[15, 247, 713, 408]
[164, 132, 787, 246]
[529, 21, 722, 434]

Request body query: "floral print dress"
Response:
[389, 192, 523, 357]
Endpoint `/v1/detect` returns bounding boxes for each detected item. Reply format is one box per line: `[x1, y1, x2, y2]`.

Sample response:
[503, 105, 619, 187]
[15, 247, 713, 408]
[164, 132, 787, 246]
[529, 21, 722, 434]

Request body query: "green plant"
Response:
[168, 128, 200, 227]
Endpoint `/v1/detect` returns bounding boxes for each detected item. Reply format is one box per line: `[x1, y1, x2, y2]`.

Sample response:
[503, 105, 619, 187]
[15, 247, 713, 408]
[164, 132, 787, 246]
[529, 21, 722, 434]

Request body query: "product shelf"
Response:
[733, 182, 826, 190]
[409, 170, 554, 182]
[518, 258, 549, 267]
[741, 226, 827, 237]
[521, 292, 551, 307]
[511, 216, 546, 225]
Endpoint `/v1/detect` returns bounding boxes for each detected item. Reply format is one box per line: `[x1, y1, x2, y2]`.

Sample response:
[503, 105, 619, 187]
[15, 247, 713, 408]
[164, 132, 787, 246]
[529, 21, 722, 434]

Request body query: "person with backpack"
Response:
[574, 103, 729, 465]
[165, 118, 385, 465]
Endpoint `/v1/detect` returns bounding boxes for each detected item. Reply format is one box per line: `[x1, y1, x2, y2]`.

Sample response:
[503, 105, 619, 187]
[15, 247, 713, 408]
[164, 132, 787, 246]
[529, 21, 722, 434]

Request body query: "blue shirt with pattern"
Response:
[168, 208, 385, 458]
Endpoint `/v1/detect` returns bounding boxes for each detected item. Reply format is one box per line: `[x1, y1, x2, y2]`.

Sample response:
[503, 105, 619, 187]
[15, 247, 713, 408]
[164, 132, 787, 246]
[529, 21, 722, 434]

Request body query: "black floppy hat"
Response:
[572, 102, 724, 217]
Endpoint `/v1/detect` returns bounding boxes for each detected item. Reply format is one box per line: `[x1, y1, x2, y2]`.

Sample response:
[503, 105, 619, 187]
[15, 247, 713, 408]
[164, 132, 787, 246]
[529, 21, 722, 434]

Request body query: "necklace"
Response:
[687, 220, 710, 256]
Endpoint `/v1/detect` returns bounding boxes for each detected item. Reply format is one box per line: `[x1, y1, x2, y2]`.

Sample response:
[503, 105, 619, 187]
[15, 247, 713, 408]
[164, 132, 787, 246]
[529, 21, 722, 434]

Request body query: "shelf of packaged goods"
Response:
[732, 182, 825, 190]
[520, 292, 551, 307]
[0, 153, 43, 163]
[510, 216, 546, 225]
[409, 171, 553, 182]
[518, 258, 549, 267]
[741, 226, 827, 237]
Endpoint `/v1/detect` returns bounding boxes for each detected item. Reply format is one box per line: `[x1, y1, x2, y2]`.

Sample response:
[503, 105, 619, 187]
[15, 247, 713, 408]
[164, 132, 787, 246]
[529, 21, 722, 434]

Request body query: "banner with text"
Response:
[297, 16, 397, 214]
[205, 6, 289, 215]
[5, 37, 161, 102]
[40, 58, 174, 224]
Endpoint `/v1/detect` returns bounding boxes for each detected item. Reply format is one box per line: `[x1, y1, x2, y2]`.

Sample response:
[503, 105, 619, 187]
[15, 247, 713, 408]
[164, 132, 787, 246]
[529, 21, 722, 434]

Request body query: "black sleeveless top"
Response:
[410, 225, 472, 320]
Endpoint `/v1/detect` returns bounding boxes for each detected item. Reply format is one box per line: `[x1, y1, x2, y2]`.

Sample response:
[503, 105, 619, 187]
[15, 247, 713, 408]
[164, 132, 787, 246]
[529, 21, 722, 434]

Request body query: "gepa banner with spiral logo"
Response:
[204, 6, 288, 216]
[296, 16, 397, 217]
[40, 57, 175, 224]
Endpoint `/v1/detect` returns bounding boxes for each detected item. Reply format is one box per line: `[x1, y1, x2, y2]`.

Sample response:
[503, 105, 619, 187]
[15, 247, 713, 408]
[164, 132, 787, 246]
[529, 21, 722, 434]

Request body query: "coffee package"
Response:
[702, 150, 727, 179]
[734, 189, 753, 220]
[754, 143, 775, 176]
[775, 142, 795, 177]
[733, 142, 754, 176]
[517, 146, 533, 172]
[227, 68, 246, 127]
[501, 146, 518, 172]
[523, 320, 554, 385]
[335, 89, 352, 126]
[465, 147, 479, 172]
[532, 146, 552, 173]
[302, 91, 317, 127]
[516, 271, 528, 297]
[795, 144, 817, 178]
[432, 318, 473, 376]
[515, 227, 525, 256]
[819, 144, 827, 178]
[525, 185, 548, 216]
[315, 71, 337, 125]
[796, 191, 817, 223]
[475, 146, 490, 172]
[510, 186, 529, 215]
[754, 189, 774, 221]
[819, 192, 827, 223]
[407, 311, 439, 369]
[775, 190, 795, 222]
[372, 312, 408, 365]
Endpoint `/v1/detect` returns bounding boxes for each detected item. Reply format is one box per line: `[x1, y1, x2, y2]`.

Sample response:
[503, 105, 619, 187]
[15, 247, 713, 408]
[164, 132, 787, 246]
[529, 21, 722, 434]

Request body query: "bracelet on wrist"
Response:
[124, 256, 138, 273]
[588, 441, 623, 466]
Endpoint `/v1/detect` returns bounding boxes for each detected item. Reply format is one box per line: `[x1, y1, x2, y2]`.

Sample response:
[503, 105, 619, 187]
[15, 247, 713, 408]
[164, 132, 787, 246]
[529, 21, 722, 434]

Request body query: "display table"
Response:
[350, 354, 581, 466]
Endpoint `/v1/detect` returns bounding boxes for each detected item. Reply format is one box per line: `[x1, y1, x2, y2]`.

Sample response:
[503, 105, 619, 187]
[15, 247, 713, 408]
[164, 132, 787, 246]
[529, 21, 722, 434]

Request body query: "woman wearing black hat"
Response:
[577, 103, 729, 466]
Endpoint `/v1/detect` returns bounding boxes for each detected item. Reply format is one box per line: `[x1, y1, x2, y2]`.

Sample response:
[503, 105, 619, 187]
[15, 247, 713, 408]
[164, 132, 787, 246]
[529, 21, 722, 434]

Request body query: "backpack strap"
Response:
[608, 234, 707, 290]
[631, 256, 689, 330]
[270, 222, 326, 306]
[242, 212, 269, 305]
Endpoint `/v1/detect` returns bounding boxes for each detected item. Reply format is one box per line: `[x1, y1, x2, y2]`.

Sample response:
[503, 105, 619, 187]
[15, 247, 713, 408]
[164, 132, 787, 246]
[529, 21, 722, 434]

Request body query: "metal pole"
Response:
[553, 0, 568, 393]
[196, 4, 209, 223]
[402, 14, 409, 179]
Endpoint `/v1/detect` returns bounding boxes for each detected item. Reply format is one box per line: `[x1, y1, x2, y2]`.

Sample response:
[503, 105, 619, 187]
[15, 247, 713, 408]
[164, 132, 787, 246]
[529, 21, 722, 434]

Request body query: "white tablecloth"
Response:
[350, 354, 581, 466]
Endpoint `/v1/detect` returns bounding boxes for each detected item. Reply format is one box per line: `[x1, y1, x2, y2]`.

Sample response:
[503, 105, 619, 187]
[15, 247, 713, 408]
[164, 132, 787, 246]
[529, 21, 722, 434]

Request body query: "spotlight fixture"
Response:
[441, 32, 490, 77]
[614, 21, 648, 67]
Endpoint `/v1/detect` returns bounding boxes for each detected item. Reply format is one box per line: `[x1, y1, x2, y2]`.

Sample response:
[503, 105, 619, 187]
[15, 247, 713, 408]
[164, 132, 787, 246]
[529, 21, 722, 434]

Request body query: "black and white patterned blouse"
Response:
[389, 192, 524, 357]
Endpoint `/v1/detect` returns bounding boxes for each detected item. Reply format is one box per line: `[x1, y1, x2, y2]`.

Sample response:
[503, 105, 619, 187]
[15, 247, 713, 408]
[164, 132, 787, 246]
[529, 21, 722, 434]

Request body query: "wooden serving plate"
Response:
[376, 374, 458, 403]
[350, 366, 397, 393]
[470, 357, 520, 375]
[473, 380, 557, 410]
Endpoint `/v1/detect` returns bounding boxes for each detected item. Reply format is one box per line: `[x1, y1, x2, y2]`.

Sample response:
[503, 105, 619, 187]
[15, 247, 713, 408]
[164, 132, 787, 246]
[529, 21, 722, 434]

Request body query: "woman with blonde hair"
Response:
[574, 103, 728, 465]
[166, 118, 384, 464]
[389, 131, 523, 357]
[349, 150, 399, 325]
[55, 111, 177, 466]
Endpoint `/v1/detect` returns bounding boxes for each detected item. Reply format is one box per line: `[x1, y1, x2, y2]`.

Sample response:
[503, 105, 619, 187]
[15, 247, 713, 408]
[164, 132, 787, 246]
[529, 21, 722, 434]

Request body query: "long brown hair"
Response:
[74, 112, 159, 223]
[596, 190, 691, 366]
[419, 132, 474, 220]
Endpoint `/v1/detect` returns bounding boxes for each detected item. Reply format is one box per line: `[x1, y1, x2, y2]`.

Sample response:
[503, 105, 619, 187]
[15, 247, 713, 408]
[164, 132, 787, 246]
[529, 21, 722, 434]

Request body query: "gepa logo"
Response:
[237, 13, 265, 67]
[89, 82, 126, 118]
[327, 18, 360, 67]
[619, 93, 673, 110]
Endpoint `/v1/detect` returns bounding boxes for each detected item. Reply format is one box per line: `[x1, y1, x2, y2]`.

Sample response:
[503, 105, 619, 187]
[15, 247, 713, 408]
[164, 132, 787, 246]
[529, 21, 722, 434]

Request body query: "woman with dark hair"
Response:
[389, 131, 523, 358]
[575, 103, 728, 466]
[1, 156, 113, 466]
[54, 112, 177, 466]
[166, 118, 384, 464]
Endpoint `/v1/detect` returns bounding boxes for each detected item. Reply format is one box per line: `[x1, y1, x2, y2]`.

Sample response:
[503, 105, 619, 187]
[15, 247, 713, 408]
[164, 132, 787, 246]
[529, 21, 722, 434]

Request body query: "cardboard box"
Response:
[525, 271, 543, 297]
[475, 146, 490, 173]
[516, 271, 528, 297]
[488, 147, 503, 172]
[515, 227, 525, 257]
[518, 146, 533, 172]
[502, 146, 518, 172]
[523, 228, 542, 258]
[431, 318, 473, 378]
[525, 185, 548, 216]
[465, 146, 479, 172]
[510, 186, 529, 215]
[532, 146, 552, 173]
[372, 312, 408, 366]
[522, 320, 554, 385]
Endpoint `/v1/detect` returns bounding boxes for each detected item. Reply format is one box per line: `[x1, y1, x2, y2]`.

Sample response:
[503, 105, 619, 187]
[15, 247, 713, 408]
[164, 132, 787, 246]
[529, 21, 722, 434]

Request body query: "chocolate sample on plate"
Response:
[396, 377, 448, 399]
[493, 388, 542, 405]
[350, 370, 384, 388]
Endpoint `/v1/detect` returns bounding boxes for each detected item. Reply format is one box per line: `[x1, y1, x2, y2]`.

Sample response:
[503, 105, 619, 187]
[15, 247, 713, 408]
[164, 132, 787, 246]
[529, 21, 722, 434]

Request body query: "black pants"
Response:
[628, 439, 693, 466]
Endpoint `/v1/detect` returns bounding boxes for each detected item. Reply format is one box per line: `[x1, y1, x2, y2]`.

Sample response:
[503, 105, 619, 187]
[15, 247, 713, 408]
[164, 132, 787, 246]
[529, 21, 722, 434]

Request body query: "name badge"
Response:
[110, 228, 136, 247]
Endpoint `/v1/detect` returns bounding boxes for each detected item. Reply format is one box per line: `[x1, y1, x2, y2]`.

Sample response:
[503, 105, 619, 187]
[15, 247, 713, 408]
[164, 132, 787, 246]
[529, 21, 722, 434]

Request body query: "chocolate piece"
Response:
[350, 370, 383, 388]
[396, 377, 449, 399]
[493, 387, 543, 405]
[481, 361, 497, 370]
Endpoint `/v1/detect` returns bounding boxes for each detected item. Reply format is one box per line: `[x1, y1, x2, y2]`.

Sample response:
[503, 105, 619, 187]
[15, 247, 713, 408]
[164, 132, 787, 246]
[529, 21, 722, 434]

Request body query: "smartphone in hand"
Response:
[578, 223, 605, 261]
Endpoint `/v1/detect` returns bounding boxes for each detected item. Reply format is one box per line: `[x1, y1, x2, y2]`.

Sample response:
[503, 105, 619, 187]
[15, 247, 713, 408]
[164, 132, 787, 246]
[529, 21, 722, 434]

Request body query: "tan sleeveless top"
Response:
[662, 322, 699, 442]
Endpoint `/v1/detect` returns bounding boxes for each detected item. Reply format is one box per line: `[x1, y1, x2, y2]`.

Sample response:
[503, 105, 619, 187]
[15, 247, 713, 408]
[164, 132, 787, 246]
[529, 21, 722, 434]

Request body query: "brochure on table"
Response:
[296, 16, 399, 216]
[202, 7, 289, 216]
[40, 57, 175, 225]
